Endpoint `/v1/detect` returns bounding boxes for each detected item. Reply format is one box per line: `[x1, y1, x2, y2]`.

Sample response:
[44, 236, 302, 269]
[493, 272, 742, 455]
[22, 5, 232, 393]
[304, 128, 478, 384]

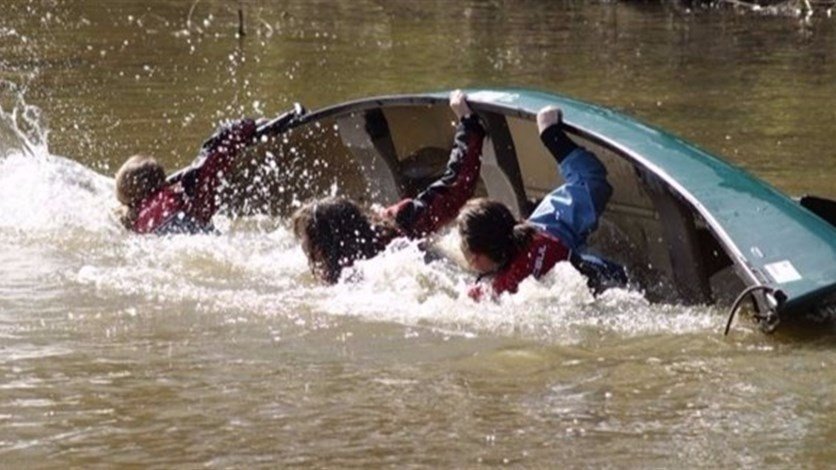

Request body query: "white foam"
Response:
[0, 89, 720, 344]
[0, 152, 116, 233]
[54, 217, 721, 343]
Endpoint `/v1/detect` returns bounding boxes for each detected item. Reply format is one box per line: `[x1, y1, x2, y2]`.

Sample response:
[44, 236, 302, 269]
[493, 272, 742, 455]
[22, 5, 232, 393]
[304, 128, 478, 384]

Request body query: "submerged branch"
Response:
[716, 0, 766, 10]
[238, 1, 246, 37]
[660, 0, 835, 17]
[186, 0, 201, 31]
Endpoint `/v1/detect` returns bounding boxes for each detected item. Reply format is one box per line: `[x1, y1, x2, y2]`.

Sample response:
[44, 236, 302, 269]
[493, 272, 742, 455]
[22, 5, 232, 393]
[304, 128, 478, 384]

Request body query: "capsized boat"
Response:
[202, 89, 836, 332]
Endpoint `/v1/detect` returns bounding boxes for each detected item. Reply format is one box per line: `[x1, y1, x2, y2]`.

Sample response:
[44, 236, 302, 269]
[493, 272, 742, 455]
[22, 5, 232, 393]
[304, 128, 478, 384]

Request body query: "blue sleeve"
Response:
[527, 147, 612, 250]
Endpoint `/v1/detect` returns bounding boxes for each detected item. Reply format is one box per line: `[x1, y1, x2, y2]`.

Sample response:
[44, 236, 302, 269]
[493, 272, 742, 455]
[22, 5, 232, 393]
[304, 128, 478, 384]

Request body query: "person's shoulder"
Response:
[503, 229, 568, 276]
[530, 230, 569, 257]
[134, 185, 184, 228]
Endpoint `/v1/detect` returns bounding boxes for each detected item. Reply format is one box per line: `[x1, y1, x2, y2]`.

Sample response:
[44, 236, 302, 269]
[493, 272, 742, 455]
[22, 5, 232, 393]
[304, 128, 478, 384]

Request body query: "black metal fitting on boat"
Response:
[255, 102, 307, 138]
[723, 285, 785, 335]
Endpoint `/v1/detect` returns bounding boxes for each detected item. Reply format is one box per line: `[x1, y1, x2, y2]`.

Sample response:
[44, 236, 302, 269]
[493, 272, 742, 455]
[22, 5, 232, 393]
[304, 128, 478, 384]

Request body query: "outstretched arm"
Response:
[181, 118, 257, 223]
[537, 107, 578, 164]
[386, 90, 486, 238]
[528, 106, 612, 250]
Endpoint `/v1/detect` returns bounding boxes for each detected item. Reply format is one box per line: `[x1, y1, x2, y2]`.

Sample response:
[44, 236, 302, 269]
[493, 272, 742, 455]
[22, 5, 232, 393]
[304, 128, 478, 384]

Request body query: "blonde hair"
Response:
[115, 155, 166, 228]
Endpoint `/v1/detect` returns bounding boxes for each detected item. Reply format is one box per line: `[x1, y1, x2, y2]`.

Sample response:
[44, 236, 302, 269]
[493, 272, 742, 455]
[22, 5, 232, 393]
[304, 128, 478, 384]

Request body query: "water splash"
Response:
[0, 87, 719, 344]
[0, 81, 47, 158]
[0, 83, 113, 235]
[314, 238, 719, 342]
[0, 152, 116, 233]
[60, 219, 719, 344]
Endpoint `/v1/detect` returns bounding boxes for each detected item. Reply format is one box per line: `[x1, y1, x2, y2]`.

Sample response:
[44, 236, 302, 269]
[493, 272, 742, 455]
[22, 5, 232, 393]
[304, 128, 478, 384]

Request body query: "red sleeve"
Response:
[466, 257, 529, 302]
[185, 118, 257, 223]
[132, 186, 185, 234]
[471, 233, 570, 299]
[466, 268, 525, 301]
[490, 258, 531, 296]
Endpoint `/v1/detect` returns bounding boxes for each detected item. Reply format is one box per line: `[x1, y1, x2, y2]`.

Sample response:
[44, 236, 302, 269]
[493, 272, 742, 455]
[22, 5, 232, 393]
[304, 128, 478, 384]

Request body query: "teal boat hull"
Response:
[218, 89, 836, 329]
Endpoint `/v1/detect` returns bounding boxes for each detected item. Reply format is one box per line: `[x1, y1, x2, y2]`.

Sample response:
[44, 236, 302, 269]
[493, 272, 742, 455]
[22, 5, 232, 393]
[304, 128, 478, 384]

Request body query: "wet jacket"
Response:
[131, 119, 257, 234]
[472, 124, 616, 298]
[381, 114, 485, 239]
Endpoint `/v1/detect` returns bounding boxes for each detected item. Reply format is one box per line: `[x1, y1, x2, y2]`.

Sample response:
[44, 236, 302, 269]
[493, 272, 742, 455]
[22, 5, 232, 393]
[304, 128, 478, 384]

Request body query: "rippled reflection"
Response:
[0, 1, 834, 467]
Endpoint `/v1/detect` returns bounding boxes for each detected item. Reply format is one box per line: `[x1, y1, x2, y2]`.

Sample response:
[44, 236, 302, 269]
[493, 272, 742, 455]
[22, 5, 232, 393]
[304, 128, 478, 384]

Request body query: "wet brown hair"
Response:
[291, 197, 397, 283]
[457, 198, 536, 266]
[115, 155, 166, 228]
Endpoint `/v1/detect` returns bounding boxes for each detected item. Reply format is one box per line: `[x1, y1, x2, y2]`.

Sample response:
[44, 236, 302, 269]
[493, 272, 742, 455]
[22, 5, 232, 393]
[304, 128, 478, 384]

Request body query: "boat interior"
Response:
[219, 101, 758, 306]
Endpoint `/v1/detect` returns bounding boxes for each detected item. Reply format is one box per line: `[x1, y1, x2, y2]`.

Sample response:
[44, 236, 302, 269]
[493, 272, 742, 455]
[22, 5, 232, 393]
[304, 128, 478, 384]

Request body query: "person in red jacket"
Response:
[460, 106, 626, 300]
[115, 118, 257, 234]
[292, 90, 485, 283]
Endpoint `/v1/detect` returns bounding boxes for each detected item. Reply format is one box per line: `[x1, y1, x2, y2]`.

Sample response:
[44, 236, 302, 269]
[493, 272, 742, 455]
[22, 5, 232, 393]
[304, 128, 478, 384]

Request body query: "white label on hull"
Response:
[468, 91, 520, 103]
[764, 260, 802, 284]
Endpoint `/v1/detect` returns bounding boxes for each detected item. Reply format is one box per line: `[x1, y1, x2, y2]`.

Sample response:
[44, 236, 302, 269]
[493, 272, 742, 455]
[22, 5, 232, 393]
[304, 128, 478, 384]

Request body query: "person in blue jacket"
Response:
[459, 106, 627, 299]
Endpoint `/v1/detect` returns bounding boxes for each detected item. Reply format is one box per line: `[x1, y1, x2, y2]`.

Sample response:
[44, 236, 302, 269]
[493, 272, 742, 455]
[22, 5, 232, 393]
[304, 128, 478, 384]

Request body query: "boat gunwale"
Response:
[295, 93, 759, 287]
[290, 90, 836, 313]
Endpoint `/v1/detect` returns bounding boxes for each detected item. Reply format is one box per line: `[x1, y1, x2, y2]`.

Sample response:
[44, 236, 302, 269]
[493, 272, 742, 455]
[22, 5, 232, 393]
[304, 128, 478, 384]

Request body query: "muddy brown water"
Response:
[0, 1, 833, 467]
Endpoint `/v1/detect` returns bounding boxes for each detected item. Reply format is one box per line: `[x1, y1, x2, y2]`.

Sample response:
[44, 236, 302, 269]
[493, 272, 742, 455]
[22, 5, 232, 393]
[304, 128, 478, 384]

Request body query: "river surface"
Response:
[0, 0, 834, 467]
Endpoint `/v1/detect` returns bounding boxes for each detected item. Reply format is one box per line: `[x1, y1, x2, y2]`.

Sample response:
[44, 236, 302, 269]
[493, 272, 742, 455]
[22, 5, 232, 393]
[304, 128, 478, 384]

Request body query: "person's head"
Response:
[457, 198, 533, 274]
[291, 197, 383, 283]
[115, 155, 166, 208]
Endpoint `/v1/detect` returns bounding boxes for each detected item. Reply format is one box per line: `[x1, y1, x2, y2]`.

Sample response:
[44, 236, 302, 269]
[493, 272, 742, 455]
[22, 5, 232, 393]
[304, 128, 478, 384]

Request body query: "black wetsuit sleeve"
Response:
[539, 124, 578, 164]
[392, 115, 485, 237]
